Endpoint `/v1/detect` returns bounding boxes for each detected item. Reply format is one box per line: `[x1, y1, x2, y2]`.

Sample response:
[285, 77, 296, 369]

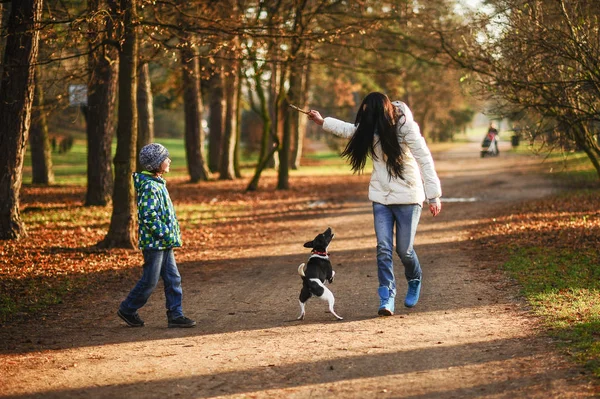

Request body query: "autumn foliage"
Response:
[473, 191, 600, 253]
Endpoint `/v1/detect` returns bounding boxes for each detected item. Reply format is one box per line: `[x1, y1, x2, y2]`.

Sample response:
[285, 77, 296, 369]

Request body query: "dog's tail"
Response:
[298, 263, 306, 277]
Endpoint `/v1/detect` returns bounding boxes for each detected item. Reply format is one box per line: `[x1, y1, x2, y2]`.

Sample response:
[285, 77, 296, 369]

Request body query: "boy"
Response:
[117, 143, 196, 328]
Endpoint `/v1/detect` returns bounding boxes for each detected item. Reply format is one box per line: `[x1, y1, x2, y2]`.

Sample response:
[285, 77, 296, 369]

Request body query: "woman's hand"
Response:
[429, 199, 441, 217]
[308, 110, 324, 126]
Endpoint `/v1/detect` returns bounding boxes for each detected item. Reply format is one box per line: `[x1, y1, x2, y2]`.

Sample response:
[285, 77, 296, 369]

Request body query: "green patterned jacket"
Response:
[133, 172, 182, 250]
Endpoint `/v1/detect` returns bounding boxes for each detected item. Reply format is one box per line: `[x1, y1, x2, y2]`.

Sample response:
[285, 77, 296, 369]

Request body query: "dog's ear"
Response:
[304, 240, 314, 248]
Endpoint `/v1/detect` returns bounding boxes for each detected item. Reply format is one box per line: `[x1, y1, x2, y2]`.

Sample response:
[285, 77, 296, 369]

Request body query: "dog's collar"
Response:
[311, 250, 329, 257]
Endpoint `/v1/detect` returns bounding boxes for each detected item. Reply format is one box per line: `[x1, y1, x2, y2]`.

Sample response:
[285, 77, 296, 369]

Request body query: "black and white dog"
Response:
[297, 227, 343, 321]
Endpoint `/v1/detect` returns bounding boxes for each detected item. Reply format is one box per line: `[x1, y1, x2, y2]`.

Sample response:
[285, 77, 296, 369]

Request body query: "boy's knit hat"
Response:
[139, 143, 169, 171]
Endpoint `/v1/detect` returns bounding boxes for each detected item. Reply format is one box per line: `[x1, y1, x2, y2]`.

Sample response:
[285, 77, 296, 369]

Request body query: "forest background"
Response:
[2, 0, 600, 244]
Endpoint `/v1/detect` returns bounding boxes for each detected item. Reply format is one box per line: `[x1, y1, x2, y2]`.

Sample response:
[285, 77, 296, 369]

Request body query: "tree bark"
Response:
[245, 56, 276, 191]
[219, 43, 239, 180]
[246, 144, 278, 192]
[85, 0, 118, 206]
[291, 58, 310, 170]
[207, 56, 224, 173]
[136, 61, 154, 171]
[0, 2, 11, 79]
[98, 0, 138, 249]
[29, 66, 54, 185]
[254, 70, 272, 166]
[268, 58, 281, 170]
[181, 42, 210, 182]
[277, 68, 296, 190]
[0, 0, 42, 240]
[233, 63, 243, 178]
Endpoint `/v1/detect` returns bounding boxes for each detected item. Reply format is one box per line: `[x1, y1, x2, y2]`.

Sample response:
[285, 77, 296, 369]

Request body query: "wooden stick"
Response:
[288, 103, 310, 115]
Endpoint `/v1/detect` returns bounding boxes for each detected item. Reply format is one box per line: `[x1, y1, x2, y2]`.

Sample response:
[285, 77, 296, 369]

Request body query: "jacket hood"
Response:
[133, 172, 164, 194]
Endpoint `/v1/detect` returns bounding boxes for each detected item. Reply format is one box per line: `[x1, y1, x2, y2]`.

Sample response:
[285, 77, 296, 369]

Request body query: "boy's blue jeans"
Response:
[119, 248, 184, 319]
[373, 202, 422, 297]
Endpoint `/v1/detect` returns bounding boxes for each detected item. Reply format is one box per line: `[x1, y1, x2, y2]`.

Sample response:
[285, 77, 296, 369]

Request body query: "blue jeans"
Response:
[373, 202, 422, 297]
[119, 248, 184, 319]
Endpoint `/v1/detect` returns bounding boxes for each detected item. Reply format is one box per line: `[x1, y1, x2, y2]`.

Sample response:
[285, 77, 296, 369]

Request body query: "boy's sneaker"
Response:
[377, 286, 395, 316]
[404, 279, 422, 308]
[117, 309, 145, 327]
[168, 316, 197, 328]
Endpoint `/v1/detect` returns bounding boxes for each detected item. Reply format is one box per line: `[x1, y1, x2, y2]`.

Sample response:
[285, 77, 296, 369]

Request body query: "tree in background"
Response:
[0, 3, 8, 69]
[30, 66, 55, 185]
[291, 52, 311, 170]
[136, 61, 155, 169]
[219, 5, 240, 181]
[244, 2, 282, 191]
[205, 52, 225, 173]
[219, 48, 240, 180]
[181, 36, 210, 182]
[139, 0, 219, 181]
[98, 0, 138, 248]
[85, 0, 119, 206]
[0, 0, 43, 240]
[440, 0, 600, 178]
[309, 0, 474, 141]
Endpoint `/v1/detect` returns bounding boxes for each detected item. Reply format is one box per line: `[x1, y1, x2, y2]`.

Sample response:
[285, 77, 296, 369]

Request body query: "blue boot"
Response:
[404, 279, 421, 308]
[378, 286, 395, 316]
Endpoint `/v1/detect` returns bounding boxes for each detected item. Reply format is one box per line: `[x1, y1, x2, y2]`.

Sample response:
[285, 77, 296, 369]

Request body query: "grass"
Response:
[22, 137, 195, 185]
[503, 248, 600, 376]
[22, 137, 360, 184]
[492, 149, 600, 377]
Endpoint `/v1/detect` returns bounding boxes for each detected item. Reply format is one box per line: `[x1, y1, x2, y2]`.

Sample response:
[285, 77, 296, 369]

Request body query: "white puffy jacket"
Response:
[322, 101, 442, 206]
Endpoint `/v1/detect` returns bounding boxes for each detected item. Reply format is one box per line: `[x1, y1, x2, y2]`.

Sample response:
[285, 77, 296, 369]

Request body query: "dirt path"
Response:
[1, 141, 597, 398]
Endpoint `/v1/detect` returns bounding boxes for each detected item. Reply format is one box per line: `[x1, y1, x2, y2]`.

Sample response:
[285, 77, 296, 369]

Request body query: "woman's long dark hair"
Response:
[341, 92, 405, 179]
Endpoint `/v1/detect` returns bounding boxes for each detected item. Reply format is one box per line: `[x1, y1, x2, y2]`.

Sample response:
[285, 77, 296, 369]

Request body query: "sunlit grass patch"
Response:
[22, 205, 111, 230]
[176, 202, 251, 226]
[474, 186, 600, 377]
[503, 248, 600, 376]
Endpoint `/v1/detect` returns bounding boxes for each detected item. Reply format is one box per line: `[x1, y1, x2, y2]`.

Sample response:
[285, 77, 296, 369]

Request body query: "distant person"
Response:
[307, 92, 442, 316]
[482, 122, 500, 156]
[487, 122, 498, 137]
[117, 143, 196, 328]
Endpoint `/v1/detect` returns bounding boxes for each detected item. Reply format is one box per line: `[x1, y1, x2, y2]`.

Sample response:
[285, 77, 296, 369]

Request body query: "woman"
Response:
[307, 92, 442, 316]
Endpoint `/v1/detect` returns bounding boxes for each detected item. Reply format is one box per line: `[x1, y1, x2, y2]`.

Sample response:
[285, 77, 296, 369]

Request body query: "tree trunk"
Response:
[181, 42, 209, 182]
[277, 86, 293, 189]
[136, 61, 154, 171]
[277, 56, 299, 190]
[0, 0, 42, 240]
[245, 57, 276, 191]
[98, 0, 138, 249]
[85, 0, 118, 206]
[30, 66, 54, 185]
[0, 2, 11, 78]
[207, 56, 224, 173]
[233, 63, 242, 178]
[246, 144, 278, 192]
[574, 123, 600, 179]
[268, 59, 280, 169]
[219, 45, 239, 180]
[292, 58, 310, 169]
[254, 71, 272, 165]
